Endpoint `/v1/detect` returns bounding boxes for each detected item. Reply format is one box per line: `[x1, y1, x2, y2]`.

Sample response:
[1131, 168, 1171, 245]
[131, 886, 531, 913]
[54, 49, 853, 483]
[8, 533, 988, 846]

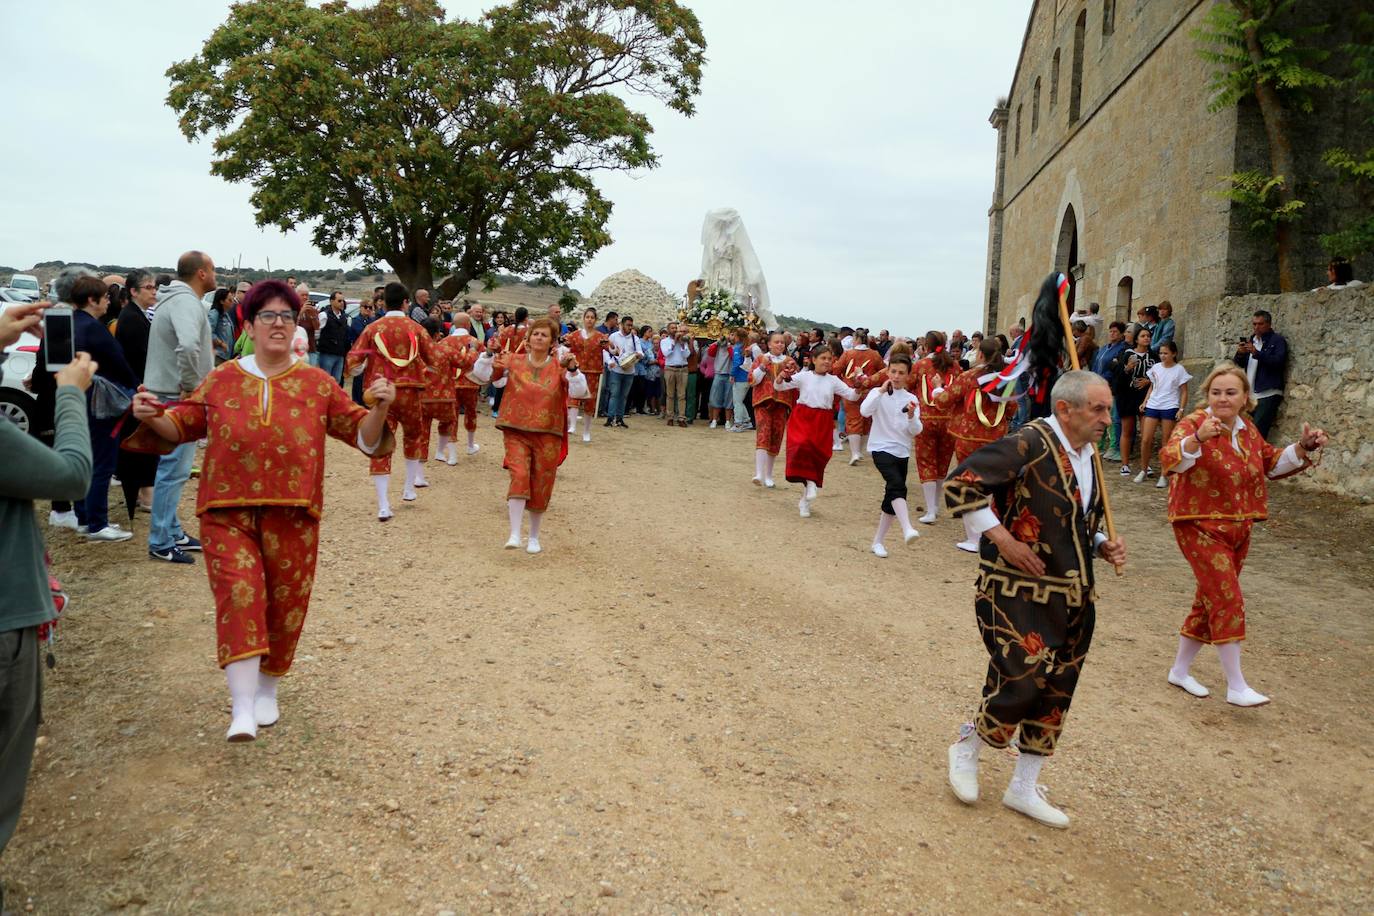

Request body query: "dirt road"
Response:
[11, 416, 1374, 913]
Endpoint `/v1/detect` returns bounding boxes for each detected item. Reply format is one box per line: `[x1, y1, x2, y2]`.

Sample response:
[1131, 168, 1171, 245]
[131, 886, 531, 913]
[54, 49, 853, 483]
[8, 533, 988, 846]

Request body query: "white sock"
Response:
[874, 512, 893, 545]
[255, 672, 280, 726]
[436, 434, 450, 458]
[1171, 636, 1205, 679]
[1009, 751, 1045, 796]
[225, 657, 260, 739]
[961, 514, 978, 545]
[891, 498, 915, 536]
[372, 474, 391, 513]
[765, 453, 776, 481]
[404, 458, 421, 492]
[528, 510, 543, 541]
[507, 498, 526, 542]
[467, 430, 477, 449]
[1217, 642, 1249, 693]
[754, 449, 767, 481]
[567, 407, 579, 432]
[921, 481, 940, 521]
[805, 481, 818, 500]
[833, 430, 843, 449]
[859, 435, 868, 453]
[581, 416, 592, 440]
[849, 437, 862, 460]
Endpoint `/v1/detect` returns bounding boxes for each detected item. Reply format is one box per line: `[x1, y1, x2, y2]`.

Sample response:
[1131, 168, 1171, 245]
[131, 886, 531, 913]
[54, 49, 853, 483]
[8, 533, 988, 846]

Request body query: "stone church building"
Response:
[983, 0, 1369, 337]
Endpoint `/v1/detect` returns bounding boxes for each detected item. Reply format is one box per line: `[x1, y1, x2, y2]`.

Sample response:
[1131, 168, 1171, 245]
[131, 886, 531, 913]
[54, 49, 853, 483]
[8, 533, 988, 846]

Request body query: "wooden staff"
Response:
[1056, 282, 1123, 577]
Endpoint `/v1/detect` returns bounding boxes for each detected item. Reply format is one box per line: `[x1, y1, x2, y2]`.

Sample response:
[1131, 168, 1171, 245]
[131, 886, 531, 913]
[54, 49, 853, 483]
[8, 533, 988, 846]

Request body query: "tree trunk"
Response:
[386, 248, 434, 299]
[1242, 17, 1300, 292]
[436, 273, 472, 301]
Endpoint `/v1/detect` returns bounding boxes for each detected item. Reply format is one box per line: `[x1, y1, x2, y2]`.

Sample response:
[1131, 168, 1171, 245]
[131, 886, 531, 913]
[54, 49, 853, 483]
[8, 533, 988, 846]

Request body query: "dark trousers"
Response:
[872, 450, 909, 514]
[696, 373, 712, 419]
[491, 384, 506, 414]
[351, 372, 366, 406]
[1252, 394, 1282, 440]
[75, 415, 120, 532]
[0, 627, 40, 858]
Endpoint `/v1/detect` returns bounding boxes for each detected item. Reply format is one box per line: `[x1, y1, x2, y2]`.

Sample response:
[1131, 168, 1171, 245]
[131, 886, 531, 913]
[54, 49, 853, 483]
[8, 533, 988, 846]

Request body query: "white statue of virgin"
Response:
[699, 208, 777, 330]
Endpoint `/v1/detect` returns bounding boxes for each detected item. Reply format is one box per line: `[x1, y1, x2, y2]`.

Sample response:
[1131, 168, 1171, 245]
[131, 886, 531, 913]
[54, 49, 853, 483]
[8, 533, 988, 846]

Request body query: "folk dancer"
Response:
[944, 371, 1126, 828]
[562, 307, 612, 443]
[126, 280, 396, 741]
[345, 282, 438, 520]
[912, 331, 960, 523]
[446, 312, 486, 457]
[1160, 363, 1326, 707]
[469, 318, 590, 554]
[834, 331, 885, 465]
[418, 319, 480, 469]
[775, 345, 863, 518]
[859, 350, 923, 556]
[935, 338, 1012, 552]
[747, 331, 798, 488]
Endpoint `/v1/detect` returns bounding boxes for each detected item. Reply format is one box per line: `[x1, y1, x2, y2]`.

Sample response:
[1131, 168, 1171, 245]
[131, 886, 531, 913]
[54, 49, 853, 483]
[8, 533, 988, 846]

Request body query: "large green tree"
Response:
[167, 0, 704, 296]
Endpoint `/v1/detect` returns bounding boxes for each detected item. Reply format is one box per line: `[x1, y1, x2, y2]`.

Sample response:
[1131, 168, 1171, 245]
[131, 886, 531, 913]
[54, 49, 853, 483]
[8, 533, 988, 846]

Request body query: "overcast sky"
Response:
[0, 1, 1027, 333]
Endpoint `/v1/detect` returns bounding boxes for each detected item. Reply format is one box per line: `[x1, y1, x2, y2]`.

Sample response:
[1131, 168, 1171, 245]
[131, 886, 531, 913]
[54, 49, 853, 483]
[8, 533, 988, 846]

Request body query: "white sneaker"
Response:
[871, 543, 888, 558]
[918, 512, 937, 525]
[1133, 470, 1147, 484]
[832, 442, 844, 452]
[582, 431, 591, 443]
[903, 528, 920, 544]
[504, 535, 521, 549]
[402, 490, 418, 502]
[798, 498, 812, 518]
[948, 735, 980, 804]
[764, 478, 775, 489]
[226, 714, 257, 743]
[1226, 687, 1270, 707]
[752, 476, 762, 487]
[49, 510, 78, 530]
[86, 525, 133, 542]
[1155, 476, 1168, 489]
[709, 420, 718, 429]
[445, 448, 458, 467]
[378, 508, 393, 522]
[848, 455, 862, 466]
[1168, 671, 1210, 698]
[525, 538, 542, 555]
[413, 478, 429, 489]
[1002, 783, 1070, 828]
[467, 443, 480, 455]
[254, 694, 280, 727]
[955, 540, 979, 553]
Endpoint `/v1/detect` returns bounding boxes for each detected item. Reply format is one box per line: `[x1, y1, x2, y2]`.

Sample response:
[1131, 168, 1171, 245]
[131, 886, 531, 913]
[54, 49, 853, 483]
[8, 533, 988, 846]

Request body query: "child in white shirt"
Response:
[775, 347, 862, 518]
[1137, 340, 1192, 487]
[859, 352, 924, 556]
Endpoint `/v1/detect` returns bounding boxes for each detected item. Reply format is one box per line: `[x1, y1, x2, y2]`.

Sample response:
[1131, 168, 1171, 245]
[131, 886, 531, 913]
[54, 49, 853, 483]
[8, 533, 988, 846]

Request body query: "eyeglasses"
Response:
[255, 310, 298, 326]
[138, 284, 156, 291]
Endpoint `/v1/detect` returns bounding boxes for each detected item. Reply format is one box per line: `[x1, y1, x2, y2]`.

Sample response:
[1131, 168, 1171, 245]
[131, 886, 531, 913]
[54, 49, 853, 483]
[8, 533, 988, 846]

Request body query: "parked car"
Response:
[4, 274, 41, 302]
[0, 302, 40, 433]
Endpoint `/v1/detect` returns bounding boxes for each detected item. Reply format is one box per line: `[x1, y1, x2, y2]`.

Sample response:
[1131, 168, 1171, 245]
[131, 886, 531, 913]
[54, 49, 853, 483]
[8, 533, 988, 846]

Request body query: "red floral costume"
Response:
[749, 354, 798, 457]
[562, 328, 608, 412]
[834, 348, 884, 436]
[495, 356, 581, 512]
[346, 314, 437, 474]
[912, 358, 959, 483]
[123, 361, 394, 674]
[449, 334, 484, 432]
[935, 365, 1010, 463]
[1161, 408, 1310, 644]
[420, 336, 462, 452]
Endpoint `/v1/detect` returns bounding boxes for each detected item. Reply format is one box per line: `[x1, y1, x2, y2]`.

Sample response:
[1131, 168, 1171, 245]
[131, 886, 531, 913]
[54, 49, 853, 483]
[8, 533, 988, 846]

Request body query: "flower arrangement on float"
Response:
[679, 288, 759, 338]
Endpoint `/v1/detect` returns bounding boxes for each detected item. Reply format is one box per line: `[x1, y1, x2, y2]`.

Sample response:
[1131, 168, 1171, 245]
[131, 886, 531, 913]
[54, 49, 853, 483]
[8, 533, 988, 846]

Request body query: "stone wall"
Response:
[1182, 285, 1374, 503]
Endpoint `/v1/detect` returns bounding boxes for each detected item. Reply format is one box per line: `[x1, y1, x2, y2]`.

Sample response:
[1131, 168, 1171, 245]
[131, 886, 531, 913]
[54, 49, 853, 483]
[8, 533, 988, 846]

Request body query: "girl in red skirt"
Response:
[775, 345, 863, 518]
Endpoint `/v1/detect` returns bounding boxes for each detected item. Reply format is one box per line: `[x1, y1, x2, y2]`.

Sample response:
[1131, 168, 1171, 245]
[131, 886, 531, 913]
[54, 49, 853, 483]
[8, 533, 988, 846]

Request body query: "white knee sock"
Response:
[754, 449, 767, 482]
[891, 498, 915, 536]
[849, 436, 862, 459]
[1171, 636, 1205, 679]
[528, 510, 543, 541]
[436, 434, 450, 458]
[805, 481, 818, 500]
[404, 458, 422, 492]
[567, 407, 579, 432]
[372, 474, 391, 513]
[765, 453, 776, 481]
[507, 498, 526, 543]
[581, 415, 592, 440]
[859, 435, 868, 453]
[921, 481, 940, 521]
[1009, 750, 1045, 796]
[255, 672, 280, 726]
[1217, 642, 1248, 692]
[225, 657, 260, 739]
[874, 512, 893, 545]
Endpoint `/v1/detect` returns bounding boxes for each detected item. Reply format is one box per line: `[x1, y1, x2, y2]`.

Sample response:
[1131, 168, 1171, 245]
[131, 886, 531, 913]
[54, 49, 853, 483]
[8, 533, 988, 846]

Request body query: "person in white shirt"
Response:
[774, 346, 862, 518]
[1135, 340, 1191, 486]
[659, 321, 696, 426]
[605, 315, 639, 428]
[859, 352, 924, 557]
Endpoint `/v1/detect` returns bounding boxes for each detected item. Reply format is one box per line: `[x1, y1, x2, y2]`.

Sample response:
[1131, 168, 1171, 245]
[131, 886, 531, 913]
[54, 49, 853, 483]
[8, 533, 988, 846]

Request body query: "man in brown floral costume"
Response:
[942, 371, 1126, 828]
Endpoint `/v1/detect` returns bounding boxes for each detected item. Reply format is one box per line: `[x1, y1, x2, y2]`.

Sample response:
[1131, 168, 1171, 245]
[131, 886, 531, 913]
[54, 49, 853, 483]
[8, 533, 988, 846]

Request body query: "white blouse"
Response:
[774, 370, 859, 409]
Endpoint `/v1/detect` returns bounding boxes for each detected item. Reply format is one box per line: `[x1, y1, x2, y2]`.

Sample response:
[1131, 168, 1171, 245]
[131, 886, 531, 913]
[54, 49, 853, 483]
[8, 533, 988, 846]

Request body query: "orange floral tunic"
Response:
[346, 314, 438, 389]
[124, 360, 394, 519]
[1160, 408, 1307, 522]
[750, 354, 799, 408]
[935, 366, 1010, 448]
[912, 358, 959, 423]
[447, 334, 484, 391]
[495, 356, 575, 437]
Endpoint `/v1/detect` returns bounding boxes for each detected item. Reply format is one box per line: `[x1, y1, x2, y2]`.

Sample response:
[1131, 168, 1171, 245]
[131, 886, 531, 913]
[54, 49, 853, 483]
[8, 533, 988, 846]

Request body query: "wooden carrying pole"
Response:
[1056, 282, 1123, 576]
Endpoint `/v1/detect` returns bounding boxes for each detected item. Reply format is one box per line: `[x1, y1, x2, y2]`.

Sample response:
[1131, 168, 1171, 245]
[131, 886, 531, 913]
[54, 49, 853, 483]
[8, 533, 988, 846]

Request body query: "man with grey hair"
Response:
[942, 369, 1125, 830]
[145, 250, 216, 564]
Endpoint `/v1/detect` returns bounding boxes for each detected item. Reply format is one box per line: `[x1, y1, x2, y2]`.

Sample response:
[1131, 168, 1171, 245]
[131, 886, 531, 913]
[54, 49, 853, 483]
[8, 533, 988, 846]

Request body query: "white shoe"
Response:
[445, 449, 458, 467]
[77, 525, 89, 535]
[504, 535, 521, 550]
[1002, 784, 1070, 829]
[903, 528, 920, 544]
[526, 538, 542, 555]
[955, 540, 979, 553]
[832, 443, 844, 452]
[709, 420, 718, 429]
[582, 431, 591, 443]
[467, 443, 480, 455]
[848, 455, 862, 466]
[918, 512, 937, 525]
[764, 478, 775, 489]
[948, 736, 980, 804]
[402, 490, 418, 501]
[86, 525, 133, 542]
[254, 694, 280, 727]
[798, 498, 812, 518]
[1226, 687, 1270, 707]
[568, 423, 577, 433]
[871, 543, 888, 558]
[1155, 476, 1168, 489]
[804, 482, 818, 500]
[378, 507, 393, 522]
[752, 476, 762, 487]
[1168, 671, 1210, 698]
[1133, 470, 1147, 484]
[49, 510, 78, 530]
[227, 714, 257, 743]
[413, 478, 429, 489]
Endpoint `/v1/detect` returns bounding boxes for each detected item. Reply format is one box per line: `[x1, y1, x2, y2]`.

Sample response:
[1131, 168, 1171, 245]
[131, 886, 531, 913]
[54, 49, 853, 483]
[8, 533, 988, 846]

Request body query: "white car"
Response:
[0, 302, 40, 433]
[4, 274, 41, 302]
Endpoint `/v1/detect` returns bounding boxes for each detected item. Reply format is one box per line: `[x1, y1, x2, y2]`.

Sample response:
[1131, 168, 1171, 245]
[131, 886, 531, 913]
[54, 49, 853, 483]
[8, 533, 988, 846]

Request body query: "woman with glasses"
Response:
[126, 279, 396, 741]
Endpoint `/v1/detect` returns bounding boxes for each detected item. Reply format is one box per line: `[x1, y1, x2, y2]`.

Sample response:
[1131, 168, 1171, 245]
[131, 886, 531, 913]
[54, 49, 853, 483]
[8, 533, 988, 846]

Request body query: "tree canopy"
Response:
[167, 0, 705, 295]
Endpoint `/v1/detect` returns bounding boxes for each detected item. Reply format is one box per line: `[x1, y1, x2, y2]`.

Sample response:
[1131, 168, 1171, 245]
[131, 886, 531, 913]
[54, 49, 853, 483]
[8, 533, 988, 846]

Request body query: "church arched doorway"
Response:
[1055, 205, 1079, 311]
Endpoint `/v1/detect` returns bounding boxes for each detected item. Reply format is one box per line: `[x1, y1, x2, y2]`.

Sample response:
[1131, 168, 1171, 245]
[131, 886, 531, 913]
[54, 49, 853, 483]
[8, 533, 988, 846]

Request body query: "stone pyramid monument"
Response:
[585, 269, 680, 329]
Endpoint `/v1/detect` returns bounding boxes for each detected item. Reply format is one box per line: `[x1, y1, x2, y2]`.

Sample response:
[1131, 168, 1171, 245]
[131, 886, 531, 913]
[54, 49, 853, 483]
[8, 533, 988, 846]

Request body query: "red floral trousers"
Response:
[1173, 519, 1253, 644]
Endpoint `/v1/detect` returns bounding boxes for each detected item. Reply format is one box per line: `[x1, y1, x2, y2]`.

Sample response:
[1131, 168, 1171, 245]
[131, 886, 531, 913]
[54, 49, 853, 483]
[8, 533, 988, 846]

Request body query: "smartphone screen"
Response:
[43, 308, 75, 371]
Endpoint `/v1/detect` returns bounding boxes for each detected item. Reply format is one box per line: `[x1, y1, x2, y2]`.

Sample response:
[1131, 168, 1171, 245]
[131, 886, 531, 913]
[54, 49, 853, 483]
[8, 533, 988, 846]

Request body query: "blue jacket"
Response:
[1234, 330, 1288, 394]
[348, 313, 375, 346]
[730, 344, 749, 382]
[1092, 340, 1126, 383]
